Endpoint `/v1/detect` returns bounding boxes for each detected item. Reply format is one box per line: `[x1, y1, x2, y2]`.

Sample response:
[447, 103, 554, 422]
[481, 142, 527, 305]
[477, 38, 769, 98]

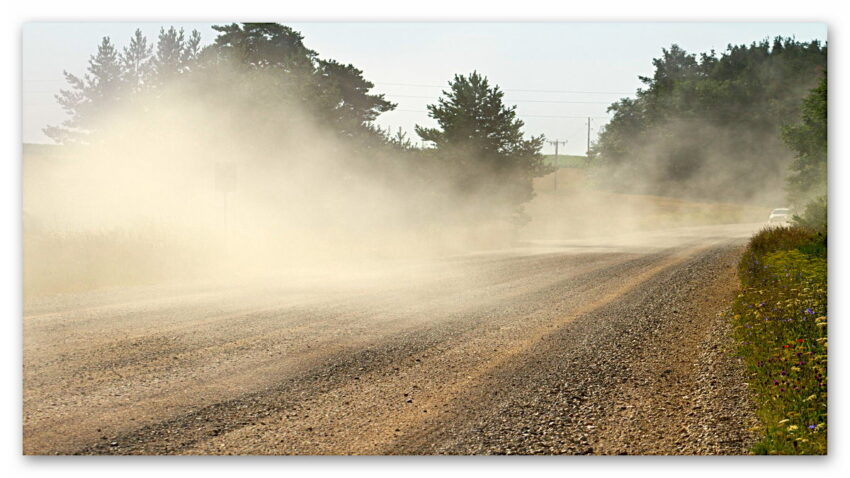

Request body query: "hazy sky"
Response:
[22, 22, 827, 154]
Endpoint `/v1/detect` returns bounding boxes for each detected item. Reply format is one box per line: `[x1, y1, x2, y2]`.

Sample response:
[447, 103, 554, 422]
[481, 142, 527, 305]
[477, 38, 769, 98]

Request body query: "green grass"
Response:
[543, 154, 588, 169]
[732, 226, 827, 454]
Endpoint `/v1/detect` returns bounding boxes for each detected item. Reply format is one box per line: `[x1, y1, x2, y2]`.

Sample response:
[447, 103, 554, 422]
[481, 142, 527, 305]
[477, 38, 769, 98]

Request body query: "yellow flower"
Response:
[778, 419, 790, 425]
[788, 425, 799, 432]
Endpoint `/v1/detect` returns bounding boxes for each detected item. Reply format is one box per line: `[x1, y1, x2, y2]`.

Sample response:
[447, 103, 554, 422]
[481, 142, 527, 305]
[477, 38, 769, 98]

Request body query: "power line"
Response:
[384, 94, 612, 105]
[27, 78, 635, 95]
[393, 109, 609, 119]
[27, 77, 634, 95]
[376, 82, 634, 95]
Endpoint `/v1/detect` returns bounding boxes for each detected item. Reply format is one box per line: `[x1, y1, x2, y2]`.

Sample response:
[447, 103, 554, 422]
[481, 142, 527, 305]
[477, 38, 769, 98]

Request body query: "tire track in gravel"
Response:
[26, 249, 641, 454]
[63, 250, 670, 455]
[384, 242, 755, 455]
[376, 242, 714, 455]
[24, 224, 760, 455]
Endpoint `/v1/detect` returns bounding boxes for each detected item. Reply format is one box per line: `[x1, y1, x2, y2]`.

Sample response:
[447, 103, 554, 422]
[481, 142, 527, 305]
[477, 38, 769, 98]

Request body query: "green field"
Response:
[543, 154, 588, 169]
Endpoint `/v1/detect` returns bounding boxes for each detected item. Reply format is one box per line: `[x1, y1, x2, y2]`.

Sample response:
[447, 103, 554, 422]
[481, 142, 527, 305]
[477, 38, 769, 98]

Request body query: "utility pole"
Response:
[547, 139, 568, 193]
[586, 117, 592, 158]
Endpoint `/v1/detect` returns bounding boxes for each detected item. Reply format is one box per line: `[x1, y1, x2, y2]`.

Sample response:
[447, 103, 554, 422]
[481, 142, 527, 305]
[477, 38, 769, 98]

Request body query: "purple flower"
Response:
[805, 308, 814, 315]
[809, 425, 816, 430]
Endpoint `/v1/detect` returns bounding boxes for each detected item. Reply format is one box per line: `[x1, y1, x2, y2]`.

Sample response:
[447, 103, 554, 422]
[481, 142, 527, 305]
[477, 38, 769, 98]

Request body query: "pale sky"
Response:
[22, 22, 827, 155]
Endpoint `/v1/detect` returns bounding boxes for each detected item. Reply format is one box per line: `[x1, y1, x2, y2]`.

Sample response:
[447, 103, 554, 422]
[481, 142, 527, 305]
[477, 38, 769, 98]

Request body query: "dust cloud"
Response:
[591, 118, 795, 205]
[23, 70, 774, 297]
[23, 69, 520, 296]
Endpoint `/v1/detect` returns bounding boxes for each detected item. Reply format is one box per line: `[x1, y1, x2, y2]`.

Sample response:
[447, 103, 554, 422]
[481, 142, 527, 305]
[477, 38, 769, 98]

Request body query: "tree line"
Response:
[46, 23, 551, 228]
[591, 38, 827, 207]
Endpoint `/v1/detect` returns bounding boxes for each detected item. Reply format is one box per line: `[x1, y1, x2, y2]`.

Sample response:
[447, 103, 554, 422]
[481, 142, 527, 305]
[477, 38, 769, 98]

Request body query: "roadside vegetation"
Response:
[731, 225, 826, 454]
[730, 69, 827, 455]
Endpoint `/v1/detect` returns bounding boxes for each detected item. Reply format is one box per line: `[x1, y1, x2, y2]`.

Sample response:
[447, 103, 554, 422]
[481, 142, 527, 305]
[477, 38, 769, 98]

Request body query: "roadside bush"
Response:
[732, 226, 827, 454]
[793, 195, 828, 235]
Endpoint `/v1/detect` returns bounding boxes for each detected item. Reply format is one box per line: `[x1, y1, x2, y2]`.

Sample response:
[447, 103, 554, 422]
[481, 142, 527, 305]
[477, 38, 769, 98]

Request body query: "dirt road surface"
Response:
[23, 224, 761, 455]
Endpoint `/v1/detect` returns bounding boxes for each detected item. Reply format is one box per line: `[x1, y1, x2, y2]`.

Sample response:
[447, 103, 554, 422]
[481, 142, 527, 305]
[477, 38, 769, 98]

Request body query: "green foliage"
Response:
[415, 71, 552, 224]
[793, 195, 827, 235]
[46, 23, 395, 149]
[44, 36, 125, 143]
[120, 29, 153, 92]
[45, 23, 555, 235]
[782, 73, 827, 236]
[733, 226, 827, 454]
[593, 38, 826, 202]
[740, 225, 818, 264]
[45, 28, 204, 143]
[783, 73, 827, 206]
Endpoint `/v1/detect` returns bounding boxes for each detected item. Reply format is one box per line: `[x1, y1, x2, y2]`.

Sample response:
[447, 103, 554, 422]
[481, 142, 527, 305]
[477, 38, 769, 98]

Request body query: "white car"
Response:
[768, 208, 793, 225]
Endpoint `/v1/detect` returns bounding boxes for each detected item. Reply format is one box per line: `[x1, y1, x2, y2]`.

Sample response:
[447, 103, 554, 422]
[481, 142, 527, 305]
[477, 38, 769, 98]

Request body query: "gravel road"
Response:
[23, 223, 761, 455]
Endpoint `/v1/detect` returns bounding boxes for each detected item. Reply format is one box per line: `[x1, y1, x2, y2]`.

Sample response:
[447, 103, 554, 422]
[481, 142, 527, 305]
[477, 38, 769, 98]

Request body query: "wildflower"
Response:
[778, 419, 790, 425]
[808, 425, 816, 430]
[788, 425, 798, 432]
[805, 308, 813, 315]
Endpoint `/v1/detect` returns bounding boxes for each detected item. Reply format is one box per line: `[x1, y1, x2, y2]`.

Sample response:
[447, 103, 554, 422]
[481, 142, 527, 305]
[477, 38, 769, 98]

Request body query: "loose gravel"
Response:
[23, 225, 761, 455]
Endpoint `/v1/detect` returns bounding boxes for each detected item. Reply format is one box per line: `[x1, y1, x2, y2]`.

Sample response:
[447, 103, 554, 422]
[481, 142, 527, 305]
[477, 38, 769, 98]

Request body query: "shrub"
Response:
[793, 195, 827, 235]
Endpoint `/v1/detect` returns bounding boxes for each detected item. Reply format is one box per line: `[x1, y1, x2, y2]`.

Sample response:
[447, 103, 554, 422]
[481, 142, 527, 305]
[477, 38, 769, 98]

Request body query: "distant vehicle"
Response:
[768, 208, 793, 225]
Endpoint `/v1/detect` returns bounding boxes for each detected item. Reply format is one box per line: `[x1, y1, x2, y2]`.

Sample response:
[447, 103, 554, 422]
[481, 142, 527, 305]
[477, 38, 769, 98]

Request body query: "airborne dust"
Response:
[24, 60, 770, 297]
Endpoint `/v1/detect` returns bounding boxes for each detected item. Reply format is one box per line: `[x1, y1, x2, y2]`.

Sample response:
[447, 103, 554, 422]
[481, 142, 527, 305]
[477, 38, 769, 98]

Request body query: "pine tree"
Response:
[153, 27, 186, 84]
[416, 72, 550, 223]
[44, 36, 124, 143]
[182, 29, 203, 67]
[120, 29, 153, 93]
